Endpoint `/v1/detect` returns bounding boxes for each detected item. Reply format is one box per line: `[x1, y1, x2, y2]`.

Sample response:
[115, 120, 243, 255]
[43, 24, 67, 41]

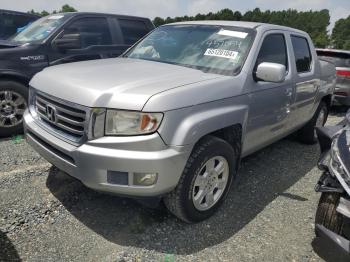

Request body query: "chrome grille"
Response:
[33, 91, 89, 143]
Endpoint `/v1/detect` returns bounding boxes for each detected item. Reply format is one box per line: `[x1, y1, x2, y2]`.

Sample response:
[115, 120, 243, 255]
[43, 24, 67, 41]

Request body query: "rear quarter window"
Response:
[291, 36, 312, 73]
[118, 19, 150, 45]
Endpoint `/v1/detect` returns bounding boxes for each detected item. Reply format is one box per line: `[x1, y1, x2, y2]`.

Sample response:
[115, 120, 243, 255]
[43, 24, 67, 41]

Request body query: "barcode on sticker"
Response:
[204, 48, 238, 59]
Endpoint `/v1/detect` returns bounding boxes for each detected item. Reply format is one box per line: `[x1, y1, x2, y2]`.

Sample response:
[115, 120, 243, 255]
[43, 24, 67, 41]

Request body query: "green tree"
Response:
[153, 17, 165, 27]
[58, 4, 77, 13]
[151, 8, 331, 46]
[28, 4, 77, 17]
[332, 15, 350, 50]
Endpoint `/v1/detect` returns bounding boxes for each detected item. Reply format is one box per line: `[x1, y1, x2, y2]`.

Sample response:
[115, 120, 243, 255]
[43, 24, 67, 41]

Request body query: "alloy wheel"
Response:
[192, 156, 229, 211]
[0, 91, 27, 128]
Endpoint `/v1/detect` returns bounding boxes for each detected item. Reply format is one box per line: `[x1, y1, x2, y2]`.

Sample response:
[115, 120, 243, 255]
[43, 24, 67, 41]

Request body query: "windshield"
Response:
[125, 25, 255, 75]
[11, 14, 69, 43]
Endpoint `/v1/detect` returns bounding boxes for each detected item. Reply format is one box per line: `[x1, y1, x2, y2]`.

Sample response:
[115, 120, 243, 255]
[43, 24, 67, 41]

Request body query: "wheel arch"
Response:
[161, 103, 248, 149]
[321, 94, 332, 111]
[0, 71, 30, 87]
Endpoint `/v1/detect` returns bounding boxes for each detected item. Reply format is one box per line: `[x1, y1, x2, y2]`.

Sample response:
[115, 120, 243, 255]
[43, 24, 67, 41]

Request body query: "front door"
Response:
[48, 16, 123, 66]
[243, 32, 293, 155]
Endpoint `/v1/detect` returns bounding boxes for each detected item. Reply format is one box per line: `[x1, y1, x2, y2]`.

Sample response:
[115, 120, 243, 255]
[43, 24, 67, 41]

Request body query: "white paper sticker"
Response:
[217, 30, 248, 39]
[48, 15, 64, 20]
[204, 48, 238, 59]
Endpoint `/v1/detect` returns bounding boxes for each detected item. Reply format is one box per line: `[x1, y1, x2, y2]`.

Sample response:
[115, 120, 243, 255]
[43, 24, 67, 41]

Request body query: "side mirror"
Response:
[52, 33, 81, 51]
[255, 62, 286, 83]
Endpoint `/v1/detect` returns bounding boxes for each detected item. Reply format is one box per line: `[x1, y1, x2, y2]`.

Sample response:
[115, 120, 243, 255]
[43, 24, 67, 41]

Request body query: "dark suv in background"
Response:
[316, 48, 350, 106]
[0, 12, 154, 137]
[0, 9, 39, 40]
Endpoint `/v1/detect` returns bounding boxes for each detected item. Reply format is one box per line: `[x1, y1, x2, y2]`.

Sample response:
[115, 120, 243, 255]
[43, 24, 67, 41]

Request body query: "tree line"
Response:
[28, 5, 350, 49]
[28, 4, 77, 17]
[154, 8, 349, 49]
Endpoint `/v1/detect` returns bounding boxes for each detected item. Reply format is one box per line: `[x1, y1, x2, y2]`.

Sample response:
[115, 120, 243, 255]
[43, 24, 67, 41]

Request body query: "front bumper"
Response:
[315, 196, 350, 254]
[315, 171, 350, 254]
[315, 224, 350, 254]
[24, 111, 191, 197]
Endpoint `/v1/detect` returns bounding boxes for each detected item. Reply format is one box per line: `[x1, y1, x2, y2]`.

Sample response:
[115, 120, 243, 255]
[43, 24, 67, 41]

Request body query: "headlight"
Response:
[330, 142, 344, 175]
[105, 110, 163, 135]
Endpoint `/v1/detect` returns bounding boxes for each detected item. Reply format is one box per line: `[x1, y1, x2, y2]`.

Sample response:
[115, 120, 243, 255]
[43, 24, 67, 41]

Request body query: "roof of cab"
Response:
[168, 20, 307, 35]
[51, 12, 151, 21]
[0, 9, 40, 18]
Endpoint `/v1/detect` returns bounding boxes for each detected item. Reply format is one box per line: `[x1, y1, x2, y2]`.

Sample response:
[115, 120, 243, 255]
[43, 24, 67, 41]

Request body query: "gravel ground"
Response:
[1, 110, 349, 262]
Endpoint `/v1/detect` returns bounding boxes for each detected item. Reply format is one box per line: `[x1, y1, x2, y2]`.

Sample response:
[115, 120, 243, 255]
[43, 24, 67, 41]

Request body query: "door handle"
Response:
[286, 88, 293, 97]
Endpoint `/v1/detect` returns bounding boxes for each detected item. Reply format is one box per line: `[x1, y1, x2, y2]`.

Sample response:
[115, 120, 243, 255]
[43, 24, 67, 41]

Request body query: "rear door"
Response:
[289, 35, 320, 128]
[117, 18, 152, 49]
[108, 17, 153, 58]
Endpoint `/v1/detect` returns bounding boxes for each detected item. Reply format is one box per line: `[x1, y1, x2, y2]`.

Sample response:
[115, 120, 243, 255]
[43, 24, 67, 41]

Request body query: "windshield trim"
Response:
[123, 24, 257, 76]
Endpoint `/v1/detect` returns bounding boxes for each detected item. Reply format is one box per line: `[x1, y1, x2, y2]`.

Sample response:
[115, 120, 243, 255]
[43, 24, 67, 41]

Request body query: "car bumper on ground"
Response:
[24, 111, 191, 197]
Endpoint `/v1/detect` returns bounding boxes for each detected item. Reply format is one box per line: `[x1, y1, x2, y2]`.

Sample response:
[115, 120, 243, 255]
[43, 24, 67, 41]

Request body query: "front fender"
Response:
[0, 70, 31, 84]
[158, 98, 249, 146]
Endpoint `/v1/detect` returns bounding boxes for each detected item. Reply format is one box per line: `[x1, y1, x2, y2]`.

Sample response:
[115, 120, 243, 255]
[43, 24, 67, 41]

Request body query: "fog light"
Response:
[133, 173, 158, 186]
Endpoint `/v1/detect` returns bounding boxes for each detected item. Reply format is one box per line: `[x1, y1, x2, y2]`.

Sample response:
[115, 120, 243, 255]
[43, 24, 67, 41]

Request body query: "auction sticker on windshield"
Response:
[48, 15, 64, 20]
[204, 48, 239, 60]
[217, 30, 248, 39]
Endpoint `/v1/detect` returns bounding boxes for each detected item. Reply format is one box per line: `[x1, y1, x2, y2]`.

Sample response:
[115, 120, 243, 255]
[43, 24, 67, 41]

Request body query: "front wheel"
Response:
[0, 80, 28, 137]
[164, 136, 237, 223]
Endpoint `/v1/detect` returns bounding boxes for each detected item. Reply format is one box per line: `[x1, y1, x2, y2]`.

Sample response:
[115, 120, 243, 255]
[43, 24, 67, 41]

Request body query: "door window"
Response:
[62, 17, 112, 48]
[118, 19, 149, 45]
[255, 33, 288, 70]
[291, 36, 312, 73]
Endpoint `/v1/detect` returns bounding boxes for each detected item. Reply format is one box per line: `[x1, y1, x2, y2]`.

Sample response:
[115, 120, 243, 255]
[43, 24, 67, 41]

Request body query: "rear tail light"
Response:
[334, 91, 348, 97]
[336, 70, 350, 78]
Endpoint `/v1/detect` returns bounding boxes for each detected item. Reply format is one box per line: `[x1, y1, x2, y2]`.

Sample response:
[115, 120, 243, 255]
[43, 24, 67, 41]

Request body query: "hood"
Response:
[0, 40, 20, 49]
[30, 58, 221, 110]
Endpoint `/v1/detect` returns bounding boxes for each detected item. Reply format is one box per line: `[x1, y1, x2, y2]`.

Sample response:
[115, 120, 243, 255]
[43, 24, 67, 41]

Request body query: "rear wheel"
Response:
[298, 101, 328, 144]
[0, 80, 28, 137]
[164, 136, 236, 223]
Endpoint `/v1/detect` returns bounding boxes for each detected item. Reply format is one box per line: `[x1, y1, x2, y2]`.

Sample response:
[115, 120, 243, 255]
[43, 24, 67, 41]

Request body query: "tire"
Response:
[298, 101, 328, 144]
[315, 193, 344, 236]
[0, 80, 28, 137]
[164, 135, 237, 223]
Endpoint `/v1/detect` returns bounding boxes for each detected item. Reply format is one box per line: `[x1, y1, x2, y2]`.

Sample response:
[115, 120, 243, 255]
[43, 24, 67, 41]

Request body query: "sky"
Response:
[1, 0, 349, 31]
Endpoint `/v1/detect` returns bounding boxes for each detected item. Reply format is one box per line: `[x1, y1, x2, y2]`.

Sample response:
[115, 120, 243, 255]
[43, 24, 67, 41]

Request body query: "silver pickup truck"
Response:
[24, 21, 335, 222]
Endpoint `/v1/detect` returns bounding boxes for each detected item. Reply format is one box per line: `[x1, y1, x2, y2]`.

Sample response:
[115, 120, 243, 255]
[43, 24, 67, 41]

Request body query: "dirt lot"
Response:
[1, 110, 349, 262]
